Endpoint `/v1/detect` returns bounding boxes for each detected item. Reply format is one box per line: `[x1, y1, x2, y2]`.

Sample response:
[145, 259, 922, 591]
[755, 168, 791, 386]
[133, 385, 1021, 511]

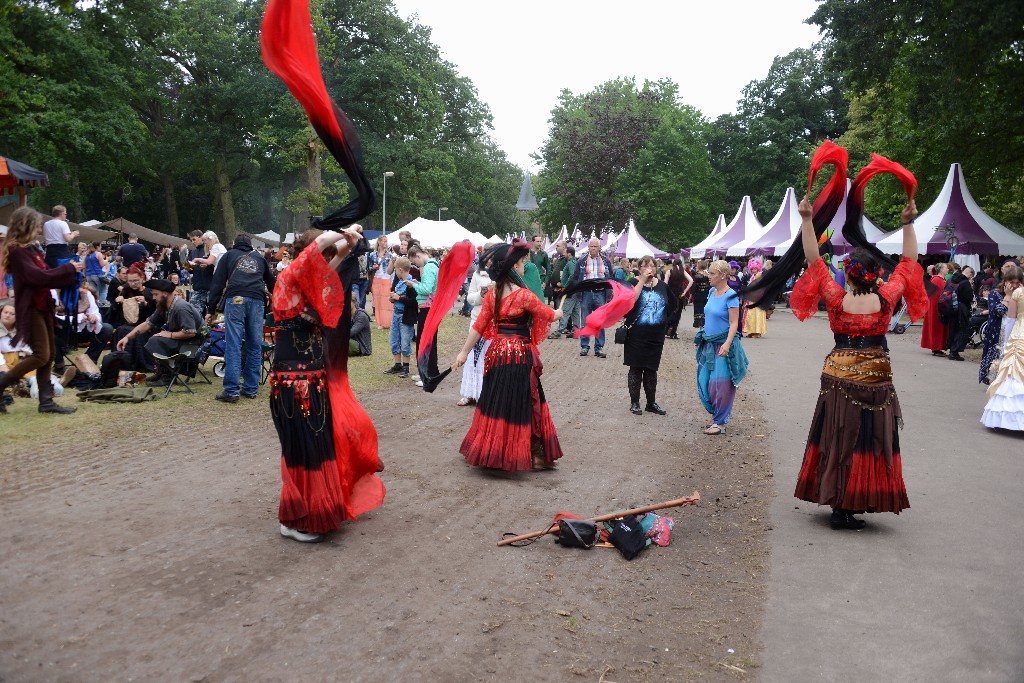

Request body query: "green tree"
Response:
[708, 45, 848, 217]
[811, 0, 1024, 229]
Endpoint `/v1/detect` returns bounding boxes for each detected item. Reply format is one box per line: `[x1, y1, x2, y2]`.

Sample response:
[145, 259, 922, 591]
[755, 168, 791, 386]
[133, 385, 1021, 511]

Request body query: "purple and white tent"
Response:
[688, 214, 726, 259]
[610, 219, 669, 259]
[545, 225, 570, 255]
[873, 163, 1024, 257]
[731, 188, 801, 257]
[568, 225, 583, 246]
[820, 180, 885, 257]
[691, 197, 763, 258]
[601, 228, 619, 251]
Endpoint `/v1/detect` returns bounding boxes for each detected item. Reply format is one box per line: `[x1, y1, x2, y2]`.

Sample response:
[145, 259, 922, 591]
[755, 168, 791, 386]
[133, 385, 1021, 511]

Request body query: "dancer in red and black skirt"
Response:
[745, 143, 929, 530]
[271, 229, 385, 542]
[454, 240, 564, 471]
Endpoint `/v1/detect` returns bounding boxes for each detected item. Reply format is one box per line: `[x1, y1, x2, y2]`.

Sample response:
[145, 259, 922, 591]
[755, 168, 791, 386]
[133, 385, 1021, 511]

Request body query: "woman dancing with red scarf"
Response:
[262, 0, 384, 541]
[453, 240, 564, 471]
[745, 144, 928, 530]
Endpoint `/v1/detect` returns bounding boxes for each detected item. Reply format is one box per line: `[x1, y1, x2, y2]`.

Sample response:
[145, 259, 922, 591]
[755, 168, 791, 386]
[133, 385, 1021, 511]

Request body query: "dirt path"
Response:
[1, 315, 773, 682]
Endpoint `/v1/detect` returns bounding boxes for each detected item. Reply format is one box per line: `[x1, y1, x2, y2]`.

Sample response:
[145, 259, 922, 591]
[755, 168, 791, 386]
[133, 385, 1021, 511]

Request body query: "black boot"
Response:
[0, 372, 9, 414]
[645, 402, 667, 415]
[37, 374, 76, 414]
[630, 402, 643, 415]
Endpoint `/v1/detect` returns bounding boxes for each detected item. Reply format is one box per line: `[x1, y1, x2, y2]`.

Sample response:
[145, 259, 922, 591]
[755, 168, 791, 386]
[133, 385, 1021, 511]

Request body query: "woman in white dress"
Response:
[457, 262, 493, 406]
[981, 270, 1024, 431]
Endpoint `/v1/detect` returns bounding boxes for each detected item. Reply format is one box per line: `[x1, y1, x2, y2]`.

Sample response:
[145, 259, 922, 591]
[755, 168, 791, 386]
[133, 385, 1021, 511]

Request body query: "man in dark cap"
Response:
[208, 233, 276, 402]
[115, 278, 204, 386]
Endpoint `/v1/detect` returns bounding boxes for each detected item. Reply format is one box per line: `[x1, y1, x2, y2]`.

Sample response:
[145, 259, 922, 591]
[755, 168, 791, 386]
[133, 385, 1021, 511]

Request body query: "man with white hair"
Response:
[571, 238, 613, 358]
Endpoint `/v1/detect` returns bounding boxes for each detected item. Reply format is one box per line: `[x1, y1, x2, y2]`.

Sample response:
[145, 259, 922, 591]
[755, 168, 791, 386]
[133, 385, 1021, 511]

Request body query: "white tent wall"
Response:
[376, 217, 478, 248]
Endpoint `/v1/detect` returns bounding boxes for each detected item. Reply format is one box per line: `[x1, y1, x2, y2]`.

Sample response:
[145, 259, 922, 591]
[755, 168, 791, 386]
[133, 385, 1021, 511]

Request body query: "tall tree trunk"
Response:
[298, 133, 322, 227]
[280, 172, 297, 240]
[214, 155, 237, 242]
[161, 172, 180, 236]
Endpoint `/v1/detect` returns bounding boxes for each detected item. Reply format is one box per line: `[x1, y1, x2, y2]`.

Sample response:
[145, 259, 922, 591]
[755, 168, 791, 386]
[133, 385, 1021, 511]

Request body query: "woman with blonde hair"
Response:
[693, 259, 747, 434]
[0, 207, 82, 414]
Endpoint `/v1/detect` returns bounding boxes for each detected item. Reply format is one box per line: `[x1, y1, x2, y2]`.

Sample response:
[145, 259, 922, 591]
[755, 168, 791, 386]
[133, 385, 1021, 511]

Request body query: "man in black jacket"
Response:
[209, 233, 276, 402]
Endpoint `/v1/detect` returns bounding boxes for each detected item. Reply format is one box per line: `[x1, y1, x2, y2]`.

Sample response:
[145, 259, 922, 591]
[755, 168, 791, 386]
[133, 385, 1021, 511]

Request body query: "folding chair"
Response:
[151, 333, 212, 398]
[261, 311, 276, 385]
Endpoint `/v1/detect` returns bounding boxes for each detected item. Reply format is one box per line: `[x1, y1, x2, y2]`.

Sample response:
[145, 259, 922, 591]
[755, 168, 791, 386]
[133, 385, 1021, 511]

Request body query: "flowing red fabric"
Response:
[417, 241, 476, 390]
[843, 153, 918, 267]
[573, 280, 635, 339]
[261, 0, 375, 228]
[744, 141, 848, 309]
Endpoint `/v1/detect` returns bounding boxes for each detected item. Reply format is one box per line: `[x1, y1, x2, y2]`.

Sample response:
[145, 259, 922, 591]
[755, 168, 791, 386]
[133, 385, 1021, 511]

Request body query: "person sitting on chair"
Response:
[116, 278, 203, 387]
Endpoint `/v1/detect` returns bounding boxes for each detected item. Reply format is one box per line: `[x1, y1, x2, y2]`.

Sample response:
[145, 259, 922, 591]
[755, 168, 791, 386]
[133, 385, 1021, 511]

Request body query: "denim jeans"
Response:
[579, 290, 606, 351]
[389, 321, 415, 357]
[353, 279, 368, 309]
[223, 296, 265, 397]
[86, 275, 109, 305]
[555, 294, 581, 334]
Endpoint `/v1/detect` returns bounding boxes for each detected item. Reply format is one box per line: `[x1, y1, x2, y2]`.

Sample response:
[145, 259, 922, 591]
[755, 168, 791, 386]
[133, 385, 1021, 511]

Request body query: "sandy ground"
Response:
[750, 313, 1024, 683]
[0, 312, 774, 682]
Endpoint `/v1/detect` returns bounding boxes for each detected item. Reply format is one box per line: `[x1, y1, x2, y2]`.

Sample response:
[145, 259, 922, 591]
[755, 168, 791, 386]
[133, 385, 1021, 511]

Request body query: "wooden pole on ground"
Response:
[497, 491, 700, 546]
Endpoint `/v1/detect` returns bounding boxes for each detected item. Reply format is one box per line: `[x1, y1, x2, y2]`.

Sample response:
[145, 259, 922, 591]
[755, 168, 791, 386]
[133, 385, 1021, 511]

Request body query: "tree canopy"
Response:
[0, 0, 524, 240]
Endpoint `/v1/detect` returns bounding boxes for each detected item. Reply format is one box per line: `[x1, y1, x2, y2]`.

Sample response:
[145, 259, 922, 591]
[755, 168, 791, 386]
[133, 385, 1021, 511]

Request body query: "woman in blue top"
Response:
[623, 256, 676, 415]
[694, 259, 747, 435]
[84, 242, 109, 304]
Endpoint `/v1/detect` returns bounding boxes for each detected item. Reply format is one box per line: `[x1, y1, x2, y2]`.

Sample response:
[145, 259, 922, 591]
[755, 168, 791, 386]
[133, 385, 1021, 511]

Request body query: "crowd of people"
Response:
[4, 186, 1024, 543]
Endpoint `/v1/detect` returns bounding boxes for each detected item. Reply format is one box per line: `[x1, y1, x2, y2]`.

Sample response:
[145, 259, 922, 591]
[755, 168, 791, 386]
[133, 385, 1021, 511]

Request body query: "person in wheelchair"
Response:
[115, 278, 203, 387]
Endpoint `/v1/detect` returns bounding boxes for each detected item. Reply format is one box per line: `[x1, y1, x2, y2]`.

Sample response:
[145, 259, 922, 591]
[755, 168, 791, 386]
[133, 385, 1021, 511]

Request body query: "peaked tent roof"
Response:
[873, 163, 1024, 256]
[545, 225, 570, 255]
[611, 219, 669, 259]
[252, 229, 282, 247]
[100, 217, 188, 247]
[688, 214, 727, 259]
[689, 197, 763, 259]
[568, 225, 583, 245]
[516, 174, 539, 211]
[732, 188, 801, 257]
[601, 228, 619, 251]
[824, 180, 885, 256]
[487, 233, 502, 243]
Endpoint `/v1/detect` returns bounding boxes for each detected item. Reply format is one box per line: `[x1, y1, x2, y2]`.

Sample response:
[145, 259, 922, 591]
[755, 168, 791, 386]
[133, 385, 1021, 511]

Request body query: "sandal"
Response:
[704, 424, 726, 436]
[456, 397, 475, 407]
[532, 456, 556, 470]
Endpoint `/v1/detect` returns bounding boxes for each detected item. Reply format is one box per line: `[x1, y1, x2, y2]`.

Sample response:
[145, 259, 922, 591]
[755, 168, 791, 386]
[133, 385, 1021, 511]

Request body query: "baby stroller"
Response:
[195, 323, 227, 377]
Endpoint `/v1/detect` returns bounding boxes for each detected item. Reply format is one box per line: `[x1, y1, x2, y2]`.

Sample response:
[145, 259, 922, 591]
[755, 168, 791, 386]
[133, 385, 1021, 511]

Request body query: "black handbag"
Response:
[613, 324, 630, 345]
[556, 519, 597, 548]
[609, 514, 646, 560]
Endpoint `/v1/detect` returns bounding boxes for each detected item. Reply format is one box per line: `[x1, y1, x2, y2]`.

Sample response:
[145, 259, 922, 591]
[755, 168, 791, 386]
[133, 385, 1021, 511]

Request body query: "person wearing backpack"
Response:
[208, 233, 276, 401]
[944, 263, 974, 361]
[921, 262, 949, 355]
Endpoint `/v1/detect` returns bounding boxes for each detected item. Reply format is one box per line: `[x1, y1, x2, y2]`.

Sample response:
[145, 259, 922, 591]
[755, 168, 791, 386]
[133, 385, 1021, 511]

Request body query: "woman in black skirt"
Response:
[624, 255, 677, 415]
[691, 260, 711, 328]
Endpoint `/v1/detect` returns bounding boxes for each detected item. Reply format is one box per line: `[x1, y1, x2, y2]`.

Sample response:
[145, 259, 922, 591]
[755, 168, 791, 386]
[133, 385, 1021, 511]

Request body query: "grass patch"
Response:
[0, 313, 471, 450]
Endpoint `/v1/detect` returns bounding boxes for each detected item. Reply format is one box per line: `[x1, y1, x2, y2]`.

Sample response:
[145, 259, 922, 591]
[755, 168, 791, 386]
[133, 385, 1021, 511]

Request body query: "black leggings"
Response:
[627, 366, 658, 405]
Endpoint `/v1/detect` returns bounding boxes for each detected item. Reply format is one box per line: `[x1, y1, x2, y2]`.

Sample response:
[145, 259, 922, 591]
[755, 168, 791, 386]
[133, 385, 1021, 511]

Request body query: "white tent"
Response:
[487, 233, 503, 244]
[689, 197, 763, 258]
[730, 188, 801, 257]
[874, 163, 1024, 258]
[610, 219, 669, 259]
[252, 229, 282, 247]
[466, 232, 489, 247]
[378, 217, 478, 249]
[688, 214, 727, 259]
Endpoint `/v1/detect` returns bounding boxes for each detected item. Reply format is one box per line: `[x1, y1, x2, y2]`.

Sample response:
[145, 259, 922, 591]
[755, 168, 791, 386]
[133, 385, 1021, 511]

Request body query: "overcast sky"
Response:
[389, 0, 824, 172]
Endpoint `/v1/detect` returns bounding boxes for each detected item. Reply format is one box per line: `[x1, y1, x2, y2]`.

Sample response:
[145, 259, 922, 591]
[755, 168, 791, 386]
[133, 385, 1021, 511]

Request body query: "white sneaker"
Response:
[410, 374, 420, 382]
[279, 524, 324, 543]
[415, 380, 424, 387]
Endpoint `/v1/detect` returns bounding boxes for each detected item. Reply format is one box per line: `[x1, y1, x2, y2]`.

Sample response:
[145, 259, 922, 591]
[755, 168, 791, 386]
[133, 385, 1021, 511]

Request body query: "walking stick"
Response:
[497, 491, 700, 546]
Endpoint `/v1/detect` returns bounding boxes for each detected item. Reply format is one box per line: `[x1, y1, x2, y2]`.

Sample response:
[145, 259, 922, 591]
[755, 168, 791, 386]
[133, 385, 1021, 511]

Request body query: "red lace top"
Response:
[271, 242, 344, 327]
[473, 287, 555, 346]
[791, 257, 928, 335]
